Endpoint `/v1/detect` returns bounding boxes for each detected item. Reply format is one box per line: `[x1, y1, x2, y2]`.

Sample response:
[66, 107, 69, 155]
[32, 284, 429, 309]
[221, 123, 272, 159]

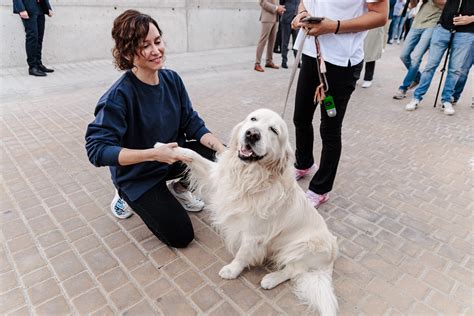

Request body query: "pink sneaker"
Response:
[295, 164, 318, 180]
[305, 190, 329, 208]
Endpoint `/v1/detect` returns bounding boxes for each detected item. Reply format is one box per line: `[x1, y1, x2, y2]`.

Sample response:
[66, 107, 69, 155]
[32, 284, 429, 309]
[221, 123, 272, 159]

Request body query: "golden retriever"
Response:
[158, 108, 339, 315]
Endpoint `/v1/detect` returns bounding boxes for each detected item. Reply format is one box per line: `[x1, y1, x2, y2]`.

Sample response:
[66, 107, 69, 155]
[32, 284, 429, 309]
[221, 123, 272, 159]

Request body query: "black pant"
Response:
[120, 141, 215, 248]
[293, 54, 362, 194]
[281, 22, 298, 64]
[364, 61, 376, 81]
[21, 13, 45, 69]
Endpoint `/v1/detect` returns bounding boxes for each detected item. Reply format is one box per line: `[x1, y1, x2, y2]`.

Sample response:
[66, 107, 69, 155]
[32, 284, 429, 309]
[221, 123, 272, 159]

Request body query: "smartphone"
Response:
[301, 16, 324, 23]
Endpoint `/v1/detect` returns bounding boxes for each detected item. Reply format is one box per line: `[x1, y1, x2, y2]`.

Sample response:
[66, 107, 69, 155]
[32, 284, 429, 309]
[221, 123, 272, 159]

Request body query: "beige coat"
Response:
[364, 26, 385, 62]
[259, 0, 278, 23]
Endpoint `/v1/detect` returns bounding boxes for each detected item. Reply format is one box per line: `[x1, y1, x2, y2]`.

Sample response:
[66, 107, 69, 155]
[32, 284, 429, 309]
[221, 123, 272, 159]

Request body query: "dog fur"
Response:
[158, 108, 339, 315]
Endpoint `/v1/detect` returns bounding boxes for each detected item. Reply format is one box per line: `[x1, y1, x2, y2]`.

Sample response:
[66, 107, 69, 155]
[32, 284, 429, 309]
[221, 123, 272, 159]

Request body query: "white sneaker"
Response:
[442, 101, 455, 115]
[405, 99, 420, 111]
[396, 39, 401, 45]
[110, 191, 133, 219]
[361, 80, 372, 88]
[167, 180, 204, 212]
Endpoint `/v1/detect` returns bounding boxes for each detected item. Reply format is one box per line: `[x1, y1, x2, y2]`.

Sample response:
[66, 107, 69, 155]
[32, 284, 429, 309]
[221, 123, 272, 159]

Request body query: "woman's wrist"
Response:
[334, 20, 341, 34]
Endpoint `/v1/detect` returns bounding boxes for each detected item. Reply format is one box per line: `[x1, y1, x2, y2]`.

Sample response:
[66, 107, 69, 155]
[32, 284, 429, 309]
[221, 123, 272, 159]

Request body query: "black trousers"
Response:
[21, 13, 45, 69]
[281, 22, 298, 64]
[293, 54, 362, 194]
[120, 141, 215, 248]
[364, 61, 376, 81]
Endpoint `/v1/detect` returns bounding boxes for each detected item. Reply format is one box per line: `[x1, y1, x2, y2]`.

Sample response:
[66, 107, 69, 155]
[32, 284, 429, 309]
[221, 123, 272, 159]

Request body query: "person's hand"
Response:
[299, 17, 339, 37]
[291, 11, 309, 30]
[453, 14, 474, 26]
[277, 5, 286, 15]
[48, 10, 53, 17]
[149, 142, 193, 164]
[19, 11, 29, 19]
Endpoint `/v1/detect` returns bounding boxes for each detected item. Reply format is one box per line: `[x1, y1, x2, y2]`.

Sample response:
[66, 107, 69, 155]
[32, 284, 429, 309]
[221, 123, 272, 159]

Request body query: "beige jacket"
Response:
[259, 0, 278, 23]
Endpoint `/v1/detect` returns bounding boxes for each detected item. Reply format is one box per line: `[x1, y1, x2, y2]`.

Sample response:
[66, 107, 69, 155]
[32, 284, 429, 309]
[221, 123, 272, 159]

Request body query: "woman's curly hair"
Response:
[111, 10, 162, 70]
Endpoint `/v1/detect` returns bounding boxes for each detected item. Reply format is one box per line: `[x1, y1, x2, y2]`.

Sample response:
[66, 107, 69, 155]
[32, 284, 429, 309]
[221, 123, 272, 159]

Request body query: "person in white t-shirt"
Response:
[291, 0, 387, 208]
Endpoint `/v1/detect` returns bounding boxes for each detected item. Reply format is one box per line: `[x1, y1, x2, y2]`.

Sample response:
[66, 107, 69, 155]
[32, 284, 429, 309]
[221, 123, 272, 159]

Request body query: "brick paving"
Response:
[0, 45, 472, 315]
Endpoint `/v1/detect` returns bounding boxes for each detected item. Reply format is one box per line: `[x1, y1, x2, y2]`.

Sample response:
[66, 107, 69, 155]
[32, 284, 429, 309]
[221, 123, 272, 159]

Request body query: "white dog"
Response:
[157, 109, 339, 315]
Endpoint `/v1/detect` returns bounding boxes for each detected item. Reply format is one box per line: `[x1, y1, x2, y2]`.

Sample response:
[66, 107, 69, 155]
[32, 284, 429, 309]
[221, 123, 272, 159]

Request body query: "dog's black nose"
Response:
[245, 128, 261, 143]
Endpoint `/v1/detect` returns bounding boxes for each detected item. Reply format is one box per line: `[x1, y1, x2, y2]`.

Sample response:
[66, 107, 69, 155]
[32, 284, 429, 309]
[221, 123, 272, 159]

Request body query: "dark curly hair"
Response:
[111, 10, 162, 70]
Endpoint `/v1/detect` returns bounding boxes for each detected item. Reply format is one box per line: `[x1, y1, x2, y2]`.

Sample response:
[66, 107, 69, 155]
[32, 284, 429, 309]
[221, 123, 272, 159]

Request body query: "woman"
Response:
[291, 0, 387, 208]
[362, 25, 385, 88]
[85, 10, 225, 248]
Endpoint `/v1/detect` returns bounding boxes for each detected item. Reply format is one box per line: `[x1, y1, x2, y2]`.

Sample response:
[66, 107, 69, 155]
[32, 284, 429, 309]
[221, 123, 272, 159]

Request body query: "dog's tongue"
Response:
[239, 145, 253, 157]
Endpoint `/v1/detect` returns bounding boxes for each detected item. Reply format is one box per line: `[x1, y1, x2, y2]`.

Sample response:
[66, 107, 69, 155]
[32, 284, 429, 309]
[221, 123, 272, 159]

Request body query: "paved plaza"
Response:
[0, 44, 473, 315]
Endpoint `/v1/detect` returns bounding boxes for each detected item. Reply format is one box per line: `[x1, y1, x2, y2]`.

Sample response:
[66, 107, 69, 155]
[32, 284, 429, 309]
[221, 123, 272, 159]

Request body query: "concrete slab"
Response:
[0, 44, 473, 315]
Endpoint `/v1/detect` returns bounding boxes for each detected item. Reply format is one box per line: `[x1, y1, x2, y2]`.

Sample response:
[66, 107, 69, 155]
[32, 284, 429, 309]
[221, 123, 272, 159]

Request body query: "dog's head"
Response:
[229, 108, 294, 174]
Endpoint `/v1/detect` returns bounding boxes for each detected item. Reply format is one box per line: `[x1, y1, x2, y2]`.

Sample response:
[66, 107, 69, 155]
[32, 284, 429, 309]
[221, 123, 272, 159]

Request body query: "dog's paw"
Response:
[219, 263, 241, 279]
[175, 147, 194, 158]
[260, 272, 282, 290]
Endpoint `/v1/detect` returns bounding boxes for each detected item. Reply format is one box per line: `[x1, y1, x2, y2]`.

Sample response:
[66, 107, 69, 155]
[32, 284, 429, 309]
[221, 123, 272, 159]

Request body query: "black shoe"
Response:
[28, 67, 47, 77]
[281, 62, 288, 69]
[38, 64, 54, 73]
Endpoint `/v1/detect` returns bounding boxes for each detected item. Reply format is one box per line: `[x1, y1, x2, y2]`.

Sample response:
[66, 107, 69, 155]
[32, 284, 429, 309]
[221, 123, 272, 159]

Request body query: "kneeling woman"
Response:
[85, 10, 225, 248]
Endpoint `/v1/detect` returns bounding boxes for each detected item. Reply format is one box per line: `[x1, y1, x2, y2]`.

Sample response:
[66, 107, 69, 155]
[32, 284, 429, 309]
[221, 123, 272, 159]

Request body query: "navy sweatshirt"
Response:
[85, 69, 210, 201]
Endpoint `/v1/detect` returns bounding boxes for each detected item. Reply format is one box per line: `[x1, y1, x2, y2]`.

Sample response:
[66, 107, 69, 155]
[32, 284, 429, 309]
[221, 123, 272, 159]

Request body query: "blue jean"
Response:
[414, 25, 474, 103]
[452, 41, 473, 102]
[388, 15, 405, 41]
[399, 27, 435, 91]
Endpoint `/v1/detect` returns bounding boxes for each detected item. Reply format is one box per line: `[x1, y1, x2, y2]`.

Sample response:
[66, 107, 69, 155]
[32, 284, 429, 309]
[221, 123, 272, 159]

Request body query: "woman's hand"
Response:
[291, 11, 310, 30]
[118, 143, 192, 166]
[148, 142, 192, 164]
[453, 15, 474, 26]
[299, 18, 339, 37]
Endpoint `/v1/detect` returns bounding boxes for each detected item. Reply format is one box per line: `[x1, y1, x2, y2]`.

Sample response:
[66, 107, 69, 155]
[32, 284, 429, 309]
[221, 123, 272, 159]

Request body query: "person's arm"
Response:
[85, 98, 191, 167]
[118, 143, 192, 166]
[299, 0, 388, 37]
[291, 0, 310, 29]
[200, 133, 226, 154]
[453, 15, 474, 26]
[260, 0, 284, 14]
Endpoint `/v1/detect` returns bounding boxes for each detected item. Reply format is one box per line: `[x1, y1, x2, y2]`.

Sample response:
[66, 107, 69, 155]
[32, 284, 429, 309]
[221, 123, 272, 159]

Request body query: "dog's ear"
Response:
[228, 121, 244, 150]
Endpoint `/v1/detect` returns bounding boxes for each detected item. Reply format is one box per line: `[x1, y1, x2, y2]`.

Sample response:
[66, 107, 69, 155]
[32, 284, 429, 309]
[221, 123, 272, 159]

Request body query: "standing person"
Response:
[291, 0, 387, 208]
[280, 0, 299, 69]
[388, 0, 406, 44]
[13, 0, 54, 76]
[405, 0, 474, 115]
[361, 25, 385, 88]
[255, 0, 286, 72]
[452, 39, 473, 105]
[393, 0, 445, 100]
[85, 10, 225, 248]
[385, 0, 397, 44]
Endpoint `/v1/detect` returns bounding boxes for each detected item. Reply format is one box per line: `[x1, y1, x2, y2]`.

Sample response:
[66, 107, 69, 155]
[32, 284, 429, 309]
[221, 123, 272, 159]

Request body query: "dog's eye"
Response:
[250, 117, 257, 121]
[269, 126, 279, 135]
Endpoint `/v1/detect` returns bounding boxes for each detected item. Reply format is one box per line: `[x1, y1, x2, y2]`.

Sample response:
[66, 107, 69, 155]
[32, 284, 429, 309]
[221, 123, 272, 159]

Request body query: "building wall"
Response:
[0, 0, 261, 68]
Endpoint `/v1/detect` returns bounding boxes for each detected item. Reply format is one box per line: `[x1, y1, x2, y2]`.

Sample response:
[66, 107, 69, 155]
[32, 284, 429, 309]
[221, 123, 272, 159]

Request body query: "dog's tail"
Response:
[294, 269, 338, 316]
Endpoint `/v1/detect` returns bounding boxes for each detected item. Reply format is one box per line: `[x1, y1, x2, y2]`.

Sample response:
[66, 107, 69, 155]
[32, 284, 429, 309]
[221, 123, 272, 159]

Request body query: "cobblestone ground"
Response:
[0, 45, 472, 315]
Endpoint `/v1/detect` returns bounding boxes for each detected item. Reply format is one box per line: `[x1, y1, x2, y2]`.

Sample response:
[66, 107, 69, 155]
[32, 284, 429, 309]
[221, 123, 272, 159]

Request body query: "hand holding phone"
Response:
[301, 16, 324, 24]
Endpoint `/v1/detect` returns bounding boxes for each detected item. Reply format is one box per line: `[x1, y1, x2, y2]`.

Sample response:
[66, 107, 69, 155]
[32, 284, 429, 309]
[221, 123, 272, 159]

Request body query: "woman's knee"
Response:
[165, 229, 194, 248]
